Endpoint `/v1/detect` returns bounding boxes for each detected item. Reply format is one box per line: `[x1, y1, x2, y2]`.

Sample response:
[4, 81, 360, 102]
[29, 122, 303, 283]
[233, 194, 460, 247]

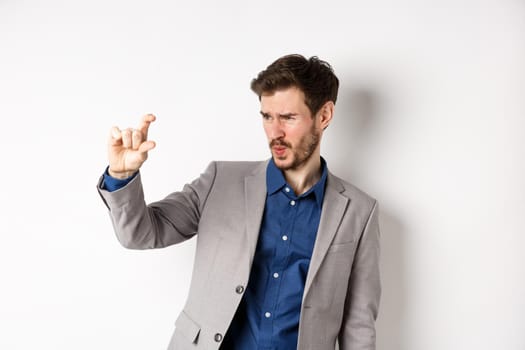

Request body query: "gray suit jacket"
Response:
[98, 160, 381, 350]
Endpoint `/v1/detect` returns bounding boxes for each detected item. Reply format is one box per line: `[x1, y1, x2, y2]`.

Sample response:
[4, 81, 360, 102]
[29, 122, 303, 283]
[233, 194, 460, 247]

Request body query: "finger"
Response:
[138, 140, 156, 154]
[109, 126, 122, 146]
[122, 128, 133, 148]
[132, 129, 143, 150]
[138, 114, 156, 140]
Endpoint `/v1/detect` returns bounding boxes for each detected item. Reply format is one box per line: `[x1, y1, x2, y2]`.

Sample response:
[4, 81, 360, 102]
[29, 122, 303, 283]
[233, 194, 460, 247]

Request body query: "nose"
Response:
[265, 119, 285, 140]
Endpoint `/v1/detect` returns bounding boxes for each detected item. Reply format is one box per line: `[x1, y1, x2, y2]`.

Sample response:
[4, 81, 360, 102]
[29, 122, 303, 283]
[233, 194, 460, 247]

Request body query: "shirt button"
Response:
[290, 200, 296, 206]
[214, 333, 223, 342]
[235, 285, 244, 294]
[282, 235, 288, 241]
[284, 187, 290, 193]
[273, 272, 279, 278]
[265, 312, 271, 318]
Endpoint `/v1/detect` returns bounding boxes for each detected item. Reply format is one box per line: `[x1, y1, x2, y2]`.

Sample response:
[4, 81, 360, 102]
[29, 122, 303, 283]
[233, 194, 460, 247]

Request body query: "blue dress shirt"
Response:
[222, 158, 327, 350]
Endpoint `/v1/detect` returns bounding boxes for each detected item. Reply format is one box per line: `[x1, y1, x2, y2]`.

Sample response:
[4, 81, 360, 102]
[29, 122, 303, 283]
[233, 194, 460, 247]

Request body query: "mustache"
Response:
[270, 139, 292, 148]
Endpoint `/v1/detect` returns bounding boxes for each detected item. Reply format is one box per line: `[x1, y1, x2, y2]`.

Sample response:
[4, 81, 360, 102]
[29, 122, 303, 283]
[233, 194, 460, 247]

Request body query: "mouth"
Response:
[272, 145, 287, 157]
[270, 139, 291, 158]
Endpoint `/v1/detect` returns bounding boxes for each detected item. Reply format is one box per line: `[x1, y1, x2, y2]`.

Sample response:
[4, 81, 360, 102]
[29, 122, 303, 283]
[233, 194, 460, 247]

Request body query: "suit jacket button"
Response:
[214, 333, 223, 342]
[235, 285, 244, 294]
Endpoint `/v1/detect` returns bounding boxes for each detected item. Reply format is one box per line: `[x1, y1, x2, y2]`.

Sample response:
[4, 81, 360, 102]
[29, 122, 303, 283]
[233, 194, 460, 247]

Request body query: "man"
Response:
[97, 54, 381, 350]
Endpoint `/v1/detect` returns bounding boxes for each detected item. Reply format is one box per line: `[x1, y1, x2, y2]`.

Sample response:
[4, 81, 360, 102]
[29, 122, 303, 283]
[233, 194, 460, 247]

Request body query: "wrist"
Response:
[108, 168, 136, 180]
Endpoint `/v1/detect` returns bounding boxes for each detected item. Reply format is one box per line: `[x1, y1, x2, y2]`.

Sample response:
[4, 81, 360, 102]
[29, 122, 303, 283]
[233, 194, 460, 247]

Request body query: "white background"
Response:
[1, 1, 524, 349]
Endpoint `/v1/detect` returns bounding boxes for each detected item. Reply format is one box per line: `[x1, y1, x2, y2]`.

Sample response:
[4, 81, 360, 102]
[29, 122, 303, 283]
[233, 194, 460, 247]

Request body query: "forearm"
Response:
[98, 172, 176, 249]
[97, 162, 217, 249]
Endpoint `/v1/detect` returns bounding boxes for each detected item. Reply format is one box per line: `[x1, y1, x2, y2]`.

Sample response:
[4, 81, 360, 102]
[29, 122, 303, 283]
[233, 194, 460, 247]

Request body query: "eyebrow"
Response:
[259, 111, 299, 118]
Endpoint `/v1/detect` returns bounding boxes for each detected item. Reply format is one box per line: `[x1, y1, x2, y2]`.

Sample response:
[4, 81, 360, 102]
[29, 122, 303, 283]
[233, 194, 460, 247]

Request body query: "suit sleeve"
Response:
[338, 201, 381, 350]
[96, 162, 217, 249]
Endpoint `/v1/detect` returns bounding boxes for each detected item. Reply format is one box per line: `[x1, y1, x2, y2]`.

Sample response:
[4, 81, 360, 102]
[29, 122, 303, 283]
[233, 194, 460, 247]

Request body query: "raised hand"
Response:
[108, 114, 157, 179]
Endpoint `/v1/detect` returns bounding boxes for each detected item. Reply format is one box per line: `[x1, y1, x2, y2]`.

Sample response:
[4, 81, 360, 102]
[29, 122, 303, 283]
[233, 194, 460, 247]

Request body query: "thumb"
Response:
[138, 140, 156, 154]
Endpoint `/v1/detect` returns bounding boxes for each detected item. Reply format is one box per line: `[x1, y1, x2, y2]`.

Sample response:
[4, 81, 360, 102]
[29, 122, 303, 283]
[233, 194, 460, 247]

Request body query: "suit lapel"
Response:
[244, 161, 268, 267]
[303, 172, 349, 297]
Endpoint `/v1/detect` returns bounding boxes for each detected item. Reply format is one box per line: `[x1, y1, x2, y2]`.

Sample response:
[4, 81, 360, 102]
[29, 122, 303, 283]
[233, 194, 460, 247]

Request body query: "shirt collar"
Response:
[266, 157, 328, 208]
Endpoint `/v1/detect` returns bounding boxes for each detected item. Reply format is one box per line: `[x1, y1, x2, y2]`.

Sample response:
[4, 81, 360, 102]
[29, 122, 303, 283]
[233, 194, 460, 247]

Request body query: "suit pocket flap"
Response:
[175, 311, 201, 343]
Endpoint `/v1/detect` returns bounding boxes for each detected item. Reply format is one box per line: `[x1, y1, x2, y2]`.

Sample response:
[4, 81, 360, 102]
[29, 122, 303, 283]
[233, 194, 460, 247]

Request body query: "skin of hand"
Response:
[108, 114, 157, 179]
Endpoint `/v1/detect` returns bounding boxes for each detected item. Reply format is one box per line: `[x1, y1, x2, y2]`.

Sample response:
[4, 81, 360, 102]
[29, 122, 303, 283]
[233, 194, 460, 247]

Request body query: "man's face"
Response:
[260, 87, 321, 171]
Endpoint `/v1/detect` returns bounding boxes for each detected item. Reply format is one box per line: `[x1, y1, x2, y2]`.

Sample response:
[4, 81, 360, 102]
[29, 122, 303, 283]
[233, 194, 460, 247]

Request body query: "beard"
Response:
[270, 123, 321, 171]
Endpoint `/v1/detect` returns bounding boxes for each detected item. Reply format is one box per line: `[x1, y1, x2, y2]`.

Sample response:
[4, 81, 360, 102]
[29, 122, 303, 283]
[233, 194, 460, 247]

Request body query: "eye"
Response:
[280, 115, 296, 122]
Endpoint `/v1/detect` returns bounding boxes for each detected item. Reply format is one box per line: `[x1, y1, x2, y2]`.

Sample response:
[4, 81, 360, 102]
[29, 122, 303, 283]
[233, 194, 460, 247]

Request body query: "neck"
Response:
[283, 152, 322, 196]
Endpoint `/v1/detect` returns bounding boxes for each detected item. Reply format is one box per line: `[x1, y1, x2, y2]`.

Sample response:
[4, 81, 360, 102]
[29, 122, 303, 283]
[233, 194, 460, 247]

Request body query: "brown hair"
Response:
[251, 54, 339, 116]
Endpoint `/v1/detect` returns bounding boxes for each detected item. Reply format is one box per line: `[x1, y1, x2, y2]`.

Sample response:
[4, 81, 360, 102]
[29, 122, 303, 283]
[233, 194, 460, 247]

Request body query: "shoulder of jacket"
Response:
[328, 171, 377, 209]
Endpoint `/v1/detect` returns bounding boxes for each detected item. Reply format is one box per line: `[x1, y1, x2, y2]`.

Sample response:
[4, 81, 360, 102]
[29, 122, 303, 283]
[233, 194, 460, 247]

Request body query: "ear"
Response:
[317, 101, 334, 130]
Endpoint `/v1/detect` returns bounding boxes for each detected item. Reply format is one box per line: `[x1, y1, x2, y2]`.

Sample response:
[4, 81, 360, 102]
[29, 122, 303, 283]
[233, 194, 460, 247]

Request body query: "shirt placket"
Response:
[258, 187, 298, 349]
